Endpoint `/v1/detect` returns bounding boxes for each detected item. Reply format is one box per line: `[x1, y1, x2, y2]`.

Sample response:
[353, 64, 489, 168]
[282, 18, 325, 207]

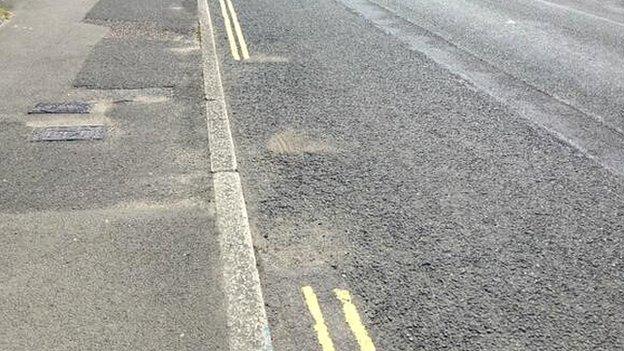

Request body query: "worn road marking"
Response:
[334, 289, 376, 351]
[224, 0, 250, 59]
[302, 286, 336, 351]
[218, 0, 240, 60]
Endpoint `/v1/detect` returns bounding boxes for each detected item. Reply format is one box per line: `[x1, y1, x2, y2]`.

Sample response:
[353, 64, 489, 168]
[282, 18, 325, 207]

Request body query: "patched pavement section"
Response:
[84, 0, 198, 34]
[73, 38, 197, 89]
[0, 0, 227, 350]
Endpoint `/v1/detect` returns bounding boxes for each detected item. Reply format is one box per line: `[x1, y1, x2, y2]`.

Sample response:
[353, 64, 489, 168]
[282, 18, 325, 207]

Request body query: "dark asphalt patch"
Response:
[31, 125, 106, 141]
[73, 38, 195, 89]
[29, 102, 92, 114]
[84, 0, 197, 34]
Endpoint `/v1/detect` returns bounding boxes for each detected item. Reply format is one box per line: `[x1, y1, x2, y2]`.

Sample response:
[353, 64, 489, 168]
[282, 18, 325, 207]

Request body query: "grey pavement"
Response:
[0, 0, 227, 350]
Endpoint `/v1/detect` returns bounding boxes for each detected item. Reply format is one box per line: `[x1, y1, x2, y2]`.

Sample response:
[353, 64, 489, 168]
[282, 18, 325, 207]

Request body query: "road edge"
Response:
[197, 0, 274, 350]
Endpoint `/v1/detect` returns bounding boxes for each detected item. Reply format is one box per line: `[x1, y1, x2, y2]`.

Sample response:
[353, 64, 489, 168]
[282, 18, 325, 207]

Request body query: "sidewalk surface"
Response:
[0, 0, 228, 350]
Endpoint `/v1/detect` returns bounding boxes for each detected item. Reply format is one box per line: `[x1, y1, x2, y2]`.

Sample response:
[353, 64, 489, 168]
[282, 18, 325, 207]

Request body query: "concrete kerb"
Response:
[196, 0, 274, 350]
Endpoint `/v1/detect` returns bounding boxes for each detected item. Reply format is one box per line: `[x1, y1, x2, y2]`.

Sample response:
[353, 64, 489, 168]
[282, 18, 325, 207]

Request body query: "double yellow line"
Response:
[302, 286, 377, 351]
[218, 0, 249, 60]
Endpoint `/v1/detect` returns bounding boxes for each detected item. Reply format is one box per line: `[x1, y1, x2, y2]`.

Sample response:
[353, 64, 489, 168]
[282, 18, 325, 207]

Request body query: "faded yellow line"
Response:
[218, 0, 240, 60]
[334, 289, 376, 351]
[224, 0, 250, 59]
[302, 286, 336, 351]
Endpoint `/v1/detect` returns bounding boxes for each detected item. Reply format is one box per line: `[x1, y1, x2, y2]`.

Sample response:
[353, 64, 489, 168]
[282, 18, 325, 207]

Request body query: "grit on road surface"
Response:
[208, 0, 624, 349]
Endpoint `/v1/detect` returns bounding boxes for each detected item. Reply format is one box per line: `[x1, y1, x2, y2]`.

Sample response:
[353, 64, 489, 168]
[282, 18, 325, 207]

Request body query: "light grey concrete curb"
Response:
[197, 0, 274, 350]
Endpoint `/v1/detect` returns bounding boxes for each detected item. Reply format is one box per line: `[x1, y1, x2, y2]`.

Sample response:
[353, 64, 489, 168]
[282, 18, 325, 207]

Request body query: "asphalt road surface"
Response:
[1, 0, 623, 350]
[209, 0, 624, 349]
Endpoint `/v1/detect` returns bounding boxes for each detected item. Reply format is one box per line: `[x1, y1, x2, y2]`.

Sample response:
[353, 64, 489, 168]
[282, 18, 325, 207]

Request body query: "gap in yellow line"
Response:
[302, 286, 337, 351]
[334, 289, 376, 351]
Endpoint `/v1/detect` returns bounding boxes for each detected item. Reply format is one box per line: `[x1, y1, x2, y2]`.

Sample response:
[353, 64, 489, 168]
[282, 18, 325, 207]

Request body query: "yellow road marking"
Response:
[218, 0, 240, 60]
[224, 0, 250, 60]
[334, 289, 376, 351]
[302, 286, 336, 351]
